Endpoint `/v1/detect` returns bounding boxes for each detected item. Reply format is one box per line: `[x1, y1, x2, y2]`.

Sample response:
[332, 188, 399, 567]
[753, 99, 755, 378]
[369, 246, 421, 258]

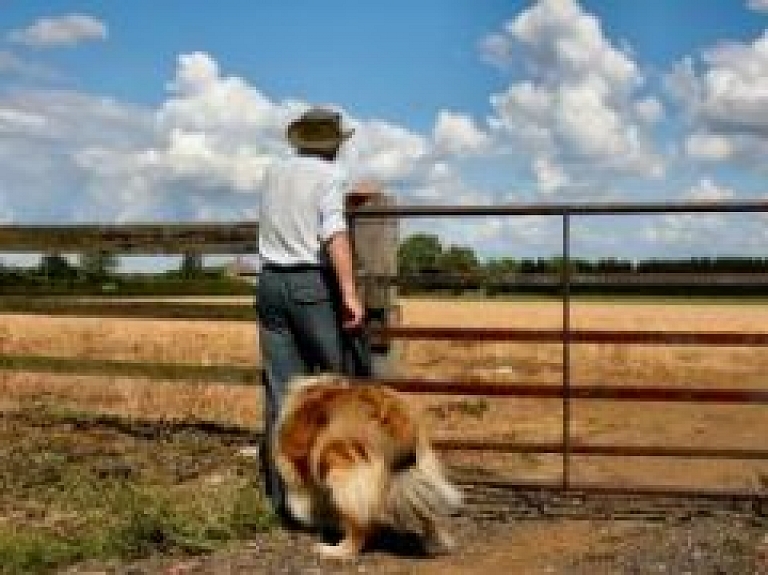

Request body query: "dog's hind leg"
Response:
[422, 517, 456, 556]
[283, 484, 314, 526]
[313, 515, 369, 560]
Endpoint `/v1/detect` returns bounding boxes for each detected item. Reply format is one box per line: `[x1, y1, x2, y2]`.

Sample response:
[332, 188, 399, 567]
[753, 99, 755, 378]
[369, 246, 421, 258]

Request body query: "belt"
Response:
[261, 263, 328, 272]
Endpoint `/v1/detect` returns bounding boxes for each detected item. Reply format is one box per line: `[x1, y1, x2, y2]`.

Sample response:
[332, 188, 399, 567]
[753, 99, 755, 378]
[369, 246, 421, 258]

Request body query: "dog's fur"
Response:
[272, 374, 462, 560]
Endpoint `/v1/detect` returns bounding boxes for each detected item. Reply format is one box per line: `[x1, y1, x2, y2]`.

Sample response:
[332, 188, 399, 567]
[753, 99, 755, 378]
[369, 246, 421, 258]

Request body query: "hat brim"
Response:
[286, 119, 354, 151]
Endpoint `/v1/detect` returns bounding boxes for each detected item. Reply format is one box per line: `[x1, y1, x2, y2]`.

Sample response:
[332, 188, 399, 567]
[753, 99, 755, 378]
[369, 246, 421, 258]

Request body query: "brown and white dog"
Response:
[272, 374, 462, 560]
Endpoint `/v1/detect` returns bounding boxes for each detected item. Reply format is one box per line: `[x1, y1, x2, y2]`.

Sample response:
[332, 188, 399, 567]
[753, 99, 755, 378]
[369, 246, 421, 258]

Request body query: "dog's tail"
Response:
[384, 444, 462, 532]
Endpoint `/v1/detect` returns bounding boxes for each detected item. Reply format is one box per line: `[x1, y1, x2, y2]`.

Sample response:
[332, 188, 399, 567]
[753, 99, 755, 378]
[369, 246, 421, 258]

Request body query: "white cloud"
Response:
[344, 120, 429, 182]
[671, 32, 768, 169]
[697, 35, 768, 133]
[160, 52, 291, 139]
[633, 97, 663, 124]
[0, 52, 442, 223]
[685, 133, 733, 161]
[433, 110, 491, 156]
[747, 0, 768, 12]
[643, 179, 739, 250]
[645, 212, 727, 248]
[8, 14, 107, 47]
[158, 52, 432, 185]
[479, 33, 513, 69]
[484, 0, 664, 189]
[0, 107, 48, 134]
[507, 0, 637, 88]
[0, 51, 61, 81]
[532, 155, 568, 194]
[683, 178, 735, 201]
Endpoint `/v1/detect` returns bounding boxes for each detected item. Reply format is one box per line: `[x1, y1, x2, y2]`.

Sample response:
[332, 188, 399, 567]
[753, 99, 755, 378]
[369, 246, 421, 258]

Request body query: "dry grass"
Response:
[1, 297, 767, 488]
[0, 314, 258, 366]
[396, 297, 768, 488]
[396, 298, 768, 388]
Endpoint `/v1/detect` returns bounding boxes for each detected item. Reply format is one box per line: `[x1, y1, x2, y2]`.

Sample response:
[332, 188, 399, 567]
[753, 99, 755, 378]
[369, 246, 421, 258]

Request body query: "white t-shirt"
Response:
[258, 154, 349, 266]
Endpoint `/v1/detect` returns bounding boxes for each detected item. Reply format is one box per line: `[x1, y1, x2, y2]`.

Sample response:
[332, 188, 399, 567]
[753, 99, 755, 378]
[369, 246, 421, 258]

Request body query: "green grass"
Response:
[0, 475, 275, 575]
[0, 408, 276, 575]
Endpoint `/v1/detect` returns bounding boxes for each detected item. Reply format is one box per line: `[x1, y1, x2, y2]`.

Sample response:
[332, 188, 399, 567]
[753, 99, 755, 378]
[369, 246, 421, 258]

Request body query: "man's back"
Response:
[259, 155, 348, 267]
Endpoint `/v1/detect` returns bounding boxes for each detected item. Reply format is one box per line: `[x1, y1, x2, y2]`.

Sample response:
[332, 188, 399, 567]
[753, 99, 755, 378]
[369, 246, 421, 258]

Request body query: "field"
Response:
[1, 297, 767, 573]
[2, 297, 767, 487]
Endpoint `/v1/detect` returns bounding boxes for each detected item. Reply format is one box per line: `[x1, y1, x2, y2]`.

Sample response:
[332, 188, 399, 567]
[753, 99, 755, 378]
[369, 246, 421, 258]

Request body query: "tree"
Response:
[79, 250, 119, 281]
[438, 245, 478, 276]
[180, 250, 205, 278]
[397, 233, 443, 275]
[40, 253, 77, 280]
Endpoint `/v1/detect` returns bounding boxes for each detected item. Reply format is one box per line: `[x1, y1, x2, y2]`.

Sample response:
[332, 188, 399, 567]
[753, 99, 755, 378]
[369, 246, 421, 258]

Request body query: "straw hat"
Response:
[286, 108, 354, 152]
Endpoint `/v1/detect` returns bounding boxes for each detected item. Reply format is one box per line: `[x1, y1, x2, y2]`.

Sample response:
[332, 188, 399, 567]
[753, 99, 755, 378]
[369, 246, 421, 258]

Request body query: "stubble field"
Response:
[1, 297, 767, 573]
[1, 297, 767, 489]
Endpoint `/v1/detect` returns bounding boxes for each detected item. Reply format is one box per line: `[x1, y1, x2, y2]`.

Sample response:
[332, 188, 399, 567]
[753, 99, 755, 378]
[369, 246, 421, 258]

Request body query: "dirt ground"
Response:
[1, 408, 764, 575]
[87, 516, 768, 575]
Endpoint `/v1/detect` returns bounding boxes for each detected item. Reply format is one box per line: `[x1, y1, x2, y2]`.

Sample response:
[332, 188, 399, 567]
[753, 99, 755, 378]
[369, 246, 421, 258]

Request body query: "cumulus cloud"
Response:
[0, 88, 159, 222]
[8, 14, 108, 47]
[479, 33, 514, 69]
[642, 178, 741, 252]
[483, 0, 665, 188]
[345, 120, 429, 182]
[161, 53, 293, 138]
[0, 106, 48, 134]
[157, 52, 432, 185]
[433, 110, 491, 156]
[747, 0, 768, 12]
[0, 51, 61, 82]
[0, 51, 443, 223]
[671, 32, 768, 169]
[685, 133, 733, 161]
[683, 178, 735, 201]
[532, 155, 569, 194]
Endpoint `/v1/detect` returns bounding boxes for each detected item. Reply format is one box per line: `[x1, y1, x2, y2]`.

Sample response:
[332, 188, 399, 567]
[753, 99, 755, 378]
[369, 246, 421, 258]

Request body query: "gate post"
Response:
[346, 183, 399, 375]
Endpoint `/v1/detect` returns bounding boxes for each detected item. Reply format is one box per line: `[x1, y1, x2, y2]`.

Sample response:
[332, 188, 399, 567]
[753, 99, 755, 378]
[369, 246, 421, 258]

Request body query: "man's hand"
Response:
[341, 291, 365, 330]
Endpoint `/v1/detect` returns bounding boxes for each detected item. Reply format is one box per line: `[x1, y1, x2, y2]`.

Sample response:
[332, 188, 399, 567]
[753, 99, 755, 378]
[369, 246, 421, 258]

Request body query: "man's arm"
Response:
[326, 230, 364, 330]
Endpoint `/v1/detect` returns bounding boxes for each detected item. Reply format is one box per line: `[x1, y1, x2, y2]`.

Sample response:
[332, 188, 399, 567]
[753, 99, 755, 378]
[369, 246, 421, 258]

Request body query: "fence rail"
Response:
[1, 199, 768, 502]
[0, 222, 259, 253]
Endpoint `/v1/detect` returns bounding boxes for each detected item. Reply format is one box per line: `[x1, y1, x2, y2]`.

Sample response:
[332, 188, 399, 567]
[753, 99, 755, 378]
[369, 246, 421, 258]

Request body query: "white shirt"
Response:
[258, 154, 349, 266]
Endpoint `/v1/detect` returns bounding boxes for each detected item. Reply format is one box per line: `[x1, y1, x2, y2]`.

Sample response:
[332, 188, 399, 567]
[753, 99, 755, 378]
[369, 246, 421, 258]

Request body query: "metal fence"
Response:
[351, 199, 768, 503]
[1, 199, 767, 505]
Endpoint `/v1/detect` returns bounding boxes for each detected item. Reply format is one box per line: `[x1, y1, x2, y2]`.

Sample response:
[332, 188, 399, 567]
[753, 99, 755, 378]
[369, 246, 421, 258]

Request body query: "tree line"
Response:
[1, 234, 766, 297]
[397, 233, 768, 296]
[0, 251, 253, 296]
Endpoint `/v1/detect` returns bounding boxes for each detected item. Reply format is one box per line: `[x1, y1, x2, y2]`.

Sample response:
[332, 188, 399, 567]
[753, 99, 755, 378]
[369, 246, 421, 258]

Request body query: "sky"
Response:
[1, 0, 768, 264]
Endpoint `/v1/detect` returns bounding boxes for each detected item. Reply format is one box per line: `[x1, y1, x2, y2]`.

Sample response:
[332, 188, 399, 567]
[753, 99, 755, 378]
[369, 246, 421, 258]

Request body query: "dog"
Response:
[272, 374, 462, 560]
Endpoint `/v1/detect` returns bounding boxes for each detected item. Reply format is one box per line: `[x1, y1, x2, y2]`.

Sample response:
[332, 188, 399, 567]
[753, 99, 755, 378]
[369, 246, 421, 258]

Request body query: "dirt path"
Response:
[14, 411, 754, 575]
[72, 515, 766, 575]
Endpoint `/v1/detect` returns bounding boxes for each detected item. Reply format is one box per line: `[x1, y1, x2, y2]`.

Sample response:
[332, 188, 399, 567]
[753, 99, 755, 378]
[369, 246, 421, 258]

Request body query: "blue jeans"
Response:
[257, 266, 344, 512]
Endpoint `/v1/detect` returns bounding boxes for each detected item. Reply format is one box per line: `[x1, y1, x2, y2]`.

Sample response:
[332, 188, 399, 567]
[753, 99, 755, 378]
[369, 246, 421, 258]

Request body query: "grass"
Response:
[0, 482, 274, 574]
[0, 407, 275, 575]
[0, 354, 259, 384]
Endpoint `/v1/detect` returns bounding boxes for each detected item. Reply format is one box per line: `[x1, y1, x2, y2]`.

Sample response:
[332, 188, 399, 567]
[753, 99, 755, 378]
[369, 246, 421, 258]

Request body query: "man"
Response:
[257, 107, 364, 518]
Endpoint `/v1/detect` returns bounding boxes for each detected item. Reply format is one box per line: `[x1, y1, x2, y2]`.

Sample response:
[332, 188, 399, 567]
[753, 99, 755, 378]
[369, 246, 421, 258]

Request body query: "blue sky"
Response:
[1, 0, 768, 262]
